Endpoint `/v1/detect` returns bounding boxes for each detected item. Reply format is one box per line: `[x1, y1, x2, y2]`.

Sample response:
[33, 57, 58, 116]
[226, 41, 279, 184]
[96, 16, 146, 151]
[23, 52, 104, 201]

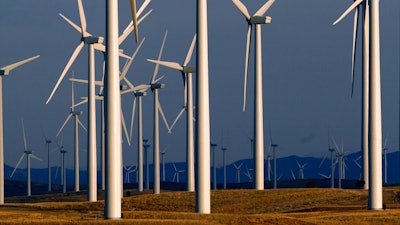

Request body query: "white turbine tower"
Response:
[232, 0, 275, 190]
[161, 147, 167, 182]
[57, 77, 86, 193]
[147, 33, 197, 193]
[333, 0, 369, 191]
[43, 135, 52, 192]
[10, 120, 42, 197]
[0, 54, 39, 204]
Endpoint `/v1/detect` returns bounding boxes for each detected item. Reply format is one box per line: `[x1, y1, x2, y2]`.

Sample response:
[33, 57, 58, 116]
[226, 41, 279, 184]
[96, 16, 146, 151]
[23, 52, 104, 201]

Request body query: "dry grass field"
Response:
[0, 187, 400, 224]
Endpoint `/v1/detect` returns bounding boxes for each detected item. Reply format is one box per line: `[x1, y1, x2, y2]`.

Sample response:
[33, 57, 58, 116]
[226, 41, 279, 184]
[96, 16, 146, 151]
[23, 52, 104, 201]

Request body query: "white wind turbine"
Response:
[296, 160, 307, 180]
[221, 147, 228, 189]
[232, 0, 275, 190]
[0, 54, 39, 204]
[57, 77, 86, 193]
[55, 139, 68, 193]
[290, 168, 296, 180]
[42, 133, 52, 192]
[10, 120, 42, 197]
[147, 33, 197, 192]
[332, 138, 347, 189]
[333, 0, 369, 191]
[123, 164, 136, 183]
[172, 163, 185, 183]
[233, 162, 243, 183]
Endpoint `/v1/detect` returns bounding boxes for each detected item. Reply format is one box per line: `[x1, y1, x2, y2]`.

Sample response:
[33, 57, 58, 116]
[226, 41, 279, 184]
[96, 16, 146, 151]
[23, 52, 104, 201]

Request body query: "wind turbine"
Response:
[333, 0, 369, 191]
[143, 139, 150, 190]
[290, 168, 296, 180]
[172, 163, 185, 183]
[233, 162, 243, 183]
[57, 77, 86, 193]
[0, 54, 39, 204]
[382, 134, 389, 184]
[123, 164, 136, 183]
[147, 33, 196, 192]
[42, 133, 52, 192]
[296, 160, 307, 180]
[329, 147, 336, 188]
[10, 120, 42, 197]
[232, 0, 275, 190]
[332, 138, 346, 189]
[268, 131, 279, 189]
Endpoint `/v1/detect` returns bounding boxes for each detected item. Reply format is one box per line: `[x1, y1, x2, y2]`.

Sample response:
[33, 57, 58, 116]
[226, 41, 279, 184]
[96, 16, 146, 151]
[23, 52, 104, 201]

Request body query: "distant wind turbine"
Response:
[10, 120, 42, 197]
[147, 32, 197, 192]
[296, 160, 307, 180]
[211, 143, 218, 190]
[172, 163, 185, 183]
[233, 163, 243, 183]
[232, 0, 275, 190]
[57, 77, 86, 193]
[0, 54, 39, 204]
[221, 147, 228, 189]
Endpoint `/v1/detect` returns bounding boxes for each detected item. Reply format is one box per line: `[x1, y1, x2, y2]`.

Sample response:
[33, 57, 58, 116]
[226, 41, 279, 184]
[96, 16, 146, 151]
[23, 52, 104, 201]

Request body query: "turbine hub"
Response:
[82, 36, 104, 45]
[250, 16, 272, 24]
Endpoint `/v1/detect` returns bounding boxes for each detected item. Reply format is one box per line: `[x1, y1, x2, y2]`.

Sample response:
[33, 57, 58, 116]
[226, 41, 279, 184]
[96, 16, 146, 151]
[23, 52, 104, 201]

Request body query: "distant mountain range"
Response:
[6, 151, 400, 188]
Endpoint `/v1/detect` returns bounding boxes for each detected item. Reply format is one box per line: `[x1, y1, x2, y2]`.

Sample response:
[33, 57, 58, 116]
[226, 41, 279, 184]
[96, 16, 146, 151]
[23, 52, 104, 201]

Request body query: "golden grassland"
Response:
[0, 187, 399, 224]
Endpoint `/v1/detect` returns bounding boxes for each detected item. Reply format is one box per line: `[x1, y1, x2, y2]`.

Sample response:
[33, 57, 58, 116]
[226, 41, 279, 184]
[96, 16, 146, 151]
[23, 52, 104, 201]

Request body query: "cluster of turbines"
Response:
[0, 0, 389, 219]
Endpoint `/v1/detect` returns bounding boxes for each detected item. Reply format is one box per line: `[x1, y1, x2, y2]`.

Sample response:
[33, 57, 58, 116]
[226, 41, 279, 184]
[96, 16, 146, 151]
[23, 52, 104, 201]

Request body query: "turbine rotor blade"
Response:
[46, 42, 84, 104]
[169, 107, 185, 133]
[129, 96, 137, 142]
[11, 154, 26, 178]
[31, 154, 43, 161]
[120, 38, 145, 81]
[120, 10, 152, 45]
[1, 55, 40, 72]
[183, 34, 197, 66]
[351, 6, 360, 97]
[121, 107, 131, 146]
[333, 0, 364, 25]
[147, 59, 183, 72]
[57, 114, 73, 137]
[151, 30, 168, 83]
[129, 0, 139, 43]
[77, 0, 87, 37]
[59, 13, 82, 34]
[254, 0, 276, 17]
[21, 119, 27, 151]
[243, 24, 252, 112]
[232, 0, 251, 20]
[77, 117, 87, 132]
[158, 100, 170, 131]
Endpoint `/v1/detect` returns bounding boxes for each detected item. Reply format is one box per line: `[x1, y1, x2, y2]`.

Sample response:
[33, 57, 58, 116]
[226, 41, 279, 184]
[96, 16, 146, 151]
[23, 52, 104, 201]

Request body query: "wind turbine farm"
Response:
[1, 0, 400, 223]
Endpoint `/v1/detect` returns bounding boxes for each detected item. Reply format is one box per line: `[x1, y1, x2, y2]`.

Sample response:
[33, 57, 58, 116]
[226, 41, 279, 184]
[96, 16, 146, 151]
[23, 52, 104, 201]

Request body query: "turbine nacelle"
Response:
[0, 70, 8, 76]
[183, 66, 196, 74]
[72, 110, 83, 116]
[151, 83, 165, 91]
[250, 16, 272, 24]
[24, 150, 33, 154]
[135, 91, 147, 97]
[82, 36, 104, 45]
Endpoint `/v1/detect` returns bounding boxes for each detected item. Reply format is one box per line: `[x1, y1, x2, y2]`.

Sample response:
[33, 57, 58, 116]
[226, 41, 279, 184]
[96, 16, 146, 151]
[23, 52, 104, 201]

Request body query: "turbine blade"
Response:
[57, 114, 73, 137]
[183, 34, 197, 66]
[119, 10, 152, 45]
[333, 0, 364, 25]
[120, 38, 145, 81]
[243, 24, 252, 112]
[129, 96, 137, 142]
[77, 0, 87, 36]
[1, 55, 40, 72]
[11, 154, 26, 178]
[77, 117, 87, 132]
[169, 107, 185, 133]
[21, 119, 27, 151]
[331, 137, 340, 153]
[351, 6, 360, 98]
[151, 30, 168, 83]
[383, 133, 389, 149]
[71, 75, 75, 110]
[31, 154, 43, 161]
[72, 98, 88, 108]
[147, 59, 183, 72]
[254, 0, 275, 17]
[121, 107, 131, 146]
[137, 0, 151, 18]
[59, 13, 82, 34]
[158, 100, 170, 131]
[46, 42, 84, 104]
[232, 0, 251, 20]
[129, 0, 139, 43]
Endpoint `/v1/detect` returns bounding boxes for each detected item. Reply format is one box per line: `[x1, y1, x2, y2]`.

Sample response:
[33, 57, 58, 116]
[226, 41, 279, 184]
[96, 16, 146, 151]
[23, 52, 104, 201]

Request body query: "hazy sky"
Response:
[0, 0, 399, 171]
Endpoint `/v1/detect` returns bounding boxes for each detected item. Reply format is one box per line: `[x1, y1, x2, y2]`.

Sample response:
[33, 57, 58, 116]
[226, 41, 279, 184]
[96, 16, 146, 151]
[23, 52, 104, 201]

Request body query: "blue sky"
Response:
[0, 0, 399, 171]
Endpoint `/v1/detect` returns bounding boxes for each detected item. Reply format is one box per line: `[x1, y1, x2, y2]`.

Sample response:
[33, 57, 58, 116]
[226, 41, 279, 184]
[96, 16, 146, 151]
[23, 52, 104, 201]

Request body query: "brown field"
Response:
[1, 187, 400, 224]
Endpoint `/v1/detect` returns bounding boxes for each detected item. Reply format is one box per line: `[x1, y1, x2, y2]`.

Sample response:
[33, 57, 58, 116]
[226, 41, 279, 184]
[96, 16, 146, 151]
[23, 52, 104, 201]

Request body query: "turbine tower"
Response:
[0, 54, 39, 204]
[233, 163, 243, 183]
[232, 0, 275, 190]
[221, 147, 227, 189]
[211, 143, 218, 190]
[329, 147, 336, 188]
